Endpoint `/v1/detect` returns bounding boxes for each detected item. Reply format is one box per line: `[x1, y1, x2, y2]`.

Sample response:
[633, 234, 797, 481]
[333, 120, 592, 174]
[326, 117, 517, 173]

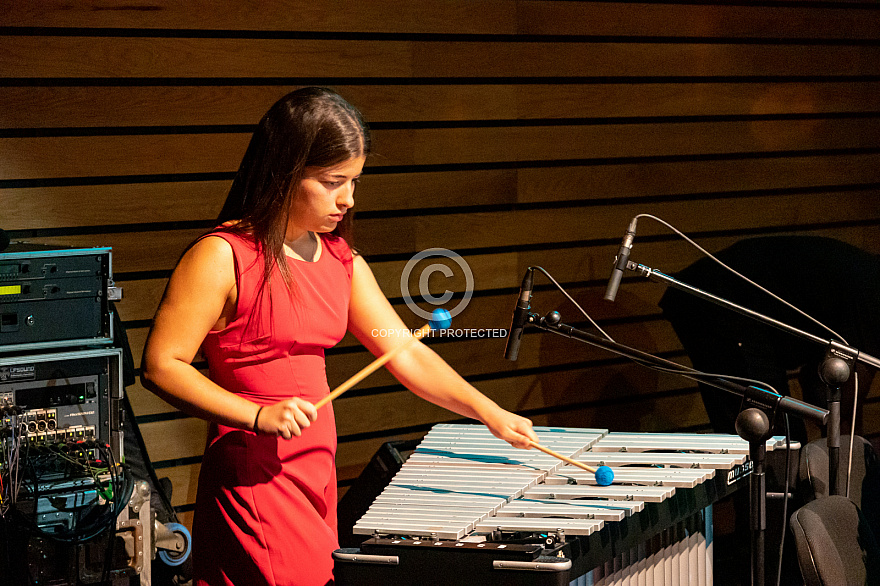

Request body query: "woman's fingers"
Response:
[484, 410, 538, 449]
[260, 398, 318, 439]
[293, 397, 318, 423]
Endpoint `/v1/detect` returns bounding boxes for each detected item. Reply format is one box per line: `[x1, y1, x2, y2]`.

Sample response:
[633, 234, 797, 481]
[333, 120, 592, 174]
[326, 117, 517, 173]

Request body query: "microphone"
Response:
[603, 217, 638, 302]
[504, 268, 534, 361]
[0, 229, 9, 253]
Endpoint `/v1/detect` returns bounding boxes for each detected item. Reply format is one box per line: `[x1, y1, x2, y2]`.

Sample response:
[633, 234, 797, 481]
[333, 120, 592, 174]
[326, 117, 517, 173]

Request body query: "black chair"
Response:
[798, 435, 880, 543]
[789, 495, 880, 585]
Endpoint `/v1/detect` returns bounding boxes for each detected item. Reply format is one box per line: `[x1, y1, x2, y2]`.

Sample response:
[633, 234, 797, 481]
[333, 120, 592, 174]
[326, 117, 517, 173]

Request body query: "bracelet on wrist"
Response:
[253, 405, 264, 433]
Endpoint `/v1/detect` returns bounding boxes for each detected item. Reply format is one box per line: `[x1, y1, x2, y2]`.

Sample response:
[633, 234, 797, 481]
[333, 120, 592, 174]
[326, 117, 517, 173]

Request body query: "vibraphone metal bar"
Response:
[335, 424, 788, 585]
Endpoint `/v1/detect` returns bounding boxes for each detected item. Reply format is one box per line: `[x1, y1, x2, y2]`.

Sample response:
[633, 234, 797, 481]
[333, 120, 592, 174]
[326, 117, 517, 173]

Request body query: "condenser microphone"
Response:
[504, 268, 534, 361]
[603, 217, 638, 302]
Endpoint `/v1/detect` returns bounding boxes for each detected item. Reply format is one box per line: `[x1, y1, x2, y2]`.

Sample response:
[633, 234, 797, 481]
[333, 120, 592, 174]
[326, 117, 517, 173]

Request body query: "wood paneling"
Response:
[4, 82, 880, 128]
[3, 36, 879, 79]
[4, 118, 879, 181]
[4, 0, 879, 534]
[0, 0, 518, 34]
[153, 463, 201, 510]
[15, 189, 880, 275]
[516, 2, 880, 39]
[6, 153, 880, 231]
[4, 2, 878, 39]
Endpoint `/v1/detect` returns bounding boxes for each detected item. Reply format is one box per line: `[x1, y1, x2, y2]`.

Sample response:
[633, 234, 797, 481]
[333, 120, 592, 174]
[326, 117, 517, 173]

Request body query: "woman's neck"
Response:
[283, 230, 320, 262]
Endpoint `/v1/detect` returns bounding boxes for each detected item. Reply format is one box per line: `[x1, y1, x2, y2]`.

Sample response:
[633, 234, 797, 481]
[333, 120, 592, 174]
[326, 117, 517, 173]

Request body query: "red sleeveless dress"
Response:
[193, 231, 352, 586]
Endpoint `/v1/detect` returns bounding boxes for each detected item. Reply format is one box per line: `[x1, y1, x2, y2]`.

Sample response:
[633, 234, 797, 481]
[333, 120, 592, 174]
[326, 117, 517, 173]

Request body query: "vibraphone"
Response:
[334, 424, 789, 585]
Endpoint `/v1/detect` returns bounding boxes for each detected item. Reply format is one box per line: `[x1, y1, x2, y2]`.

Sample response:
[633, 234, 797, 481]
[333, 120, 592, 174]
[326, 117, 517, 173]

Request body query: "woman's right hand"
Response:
[255, 398, 318, 439]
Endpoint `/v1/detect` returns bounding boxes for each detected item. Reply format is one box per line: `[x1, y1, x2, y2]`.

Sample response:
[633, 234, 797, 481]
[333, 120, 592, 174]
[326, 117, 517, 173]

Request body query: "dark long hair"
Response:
[218, 87, 370, 288]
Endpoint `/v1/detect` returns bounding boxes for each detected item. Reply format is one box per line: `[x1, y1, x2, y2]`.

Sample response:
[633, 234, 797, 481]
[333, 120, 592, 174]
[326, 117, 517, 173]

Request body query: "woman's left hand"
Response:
[481, 407, 539, 450]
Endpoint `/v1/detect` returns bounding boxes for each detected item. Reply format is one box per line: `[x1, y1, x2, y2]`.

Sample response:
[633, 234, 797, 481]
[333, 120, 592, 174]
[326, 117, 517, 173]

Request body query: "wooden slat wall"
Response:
[3, 1, 880, 528]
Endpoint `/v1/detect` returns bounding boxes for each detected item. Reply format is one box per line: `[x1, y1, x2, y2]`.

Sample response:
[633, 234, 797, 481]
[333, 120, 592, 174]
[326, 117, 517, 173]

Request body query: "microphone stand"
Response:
[528, 311, 829, 426]
[624, 259, 880, 499]
[525, 310, 828, 586]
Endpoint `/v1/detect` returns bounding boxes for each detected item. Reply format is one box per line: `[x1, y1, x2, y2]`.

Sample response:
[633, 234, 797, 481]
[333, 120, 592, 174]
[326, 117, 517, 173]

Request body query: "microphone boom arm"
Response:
[625, 261, 880, 371]
[623, 256, 876, 501]
[530, 312, 829, 425]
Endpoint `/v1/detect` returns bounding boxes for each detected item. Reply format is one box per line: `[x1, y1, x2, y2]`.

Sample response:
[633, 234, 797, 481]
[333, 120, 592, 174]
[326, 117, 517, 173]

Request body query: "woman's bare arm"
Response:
[346, 255, 537, 448]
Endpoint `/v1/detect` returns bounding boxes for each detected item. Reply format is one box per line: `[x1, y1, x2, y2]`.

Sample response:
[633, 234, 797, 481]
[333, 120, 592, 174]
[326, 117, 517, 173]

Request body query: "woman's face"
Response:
[288, 156, 365, 239]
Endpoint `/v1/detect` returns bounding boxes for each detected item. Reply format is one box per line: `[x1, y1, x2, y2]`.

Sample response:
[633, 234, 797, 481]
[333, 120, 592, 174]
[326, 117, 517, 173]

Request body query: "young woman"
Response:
[140, 87, 537, 586]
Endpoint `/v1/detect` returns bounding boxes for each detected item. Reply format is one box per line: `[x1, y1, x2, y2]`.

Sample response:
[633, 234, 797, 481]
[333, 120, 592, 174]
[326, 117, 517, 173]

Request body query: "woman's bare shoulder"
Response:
[170, 235, 237, 290]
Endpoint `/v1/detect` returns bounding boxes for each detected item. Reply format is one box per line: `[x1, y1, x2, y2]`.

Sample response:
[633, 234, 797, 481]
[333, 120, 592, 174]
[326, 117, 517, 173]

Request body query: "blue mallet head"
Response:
[429, 308, 452, 330]
[594, 465, 614, 486]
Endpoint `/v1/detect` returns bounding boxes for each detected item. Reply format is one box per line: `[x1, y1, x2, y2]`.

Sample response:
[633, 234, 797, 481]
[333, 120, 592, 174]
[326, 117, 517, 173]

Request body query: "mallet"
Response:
[314, 308, 452, 410]
[528, 440, 615, 486]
